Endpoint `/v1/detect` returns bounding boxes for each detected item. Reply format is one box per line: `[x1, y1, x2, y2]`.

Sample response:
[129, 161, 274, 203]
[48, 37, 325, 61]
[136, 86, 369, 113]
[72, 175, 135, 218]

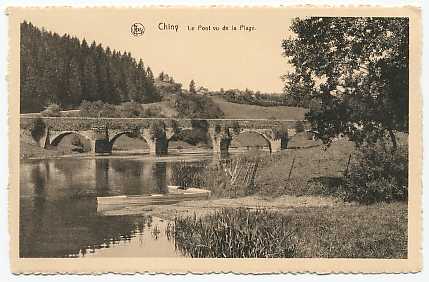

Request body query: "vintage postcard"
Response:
[8, 6, 422, 274]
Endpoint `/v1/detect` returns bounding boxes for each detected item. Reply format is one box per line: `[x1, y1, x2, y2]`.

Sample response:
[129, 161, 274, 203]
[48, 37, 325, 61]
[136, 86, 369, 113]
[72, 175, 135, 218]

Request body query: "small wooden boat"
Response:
[97, 186, 211, 213]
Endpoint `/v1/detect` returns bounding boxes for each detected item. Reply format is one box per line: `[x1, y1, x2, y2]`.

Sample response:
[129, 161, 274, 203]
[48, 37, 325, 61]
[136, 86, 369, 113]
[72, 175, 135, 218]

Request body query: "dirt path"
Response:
[99, 195, 348, 219]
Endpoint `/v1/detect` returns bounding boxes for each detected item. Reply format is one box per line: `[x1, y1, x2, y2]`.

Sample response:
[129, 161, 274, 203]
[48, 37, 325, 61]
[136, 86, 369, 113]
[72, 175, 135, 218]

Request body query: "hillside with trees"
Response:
[20, 21, 160, 113]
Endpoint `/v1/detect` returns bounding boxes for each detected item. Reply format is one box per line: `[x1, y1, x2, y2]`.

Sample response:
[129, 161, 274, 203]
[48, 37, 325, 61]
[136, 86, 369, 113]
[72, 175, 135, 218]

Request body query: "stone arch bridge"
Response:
[20, 117, 302, 156]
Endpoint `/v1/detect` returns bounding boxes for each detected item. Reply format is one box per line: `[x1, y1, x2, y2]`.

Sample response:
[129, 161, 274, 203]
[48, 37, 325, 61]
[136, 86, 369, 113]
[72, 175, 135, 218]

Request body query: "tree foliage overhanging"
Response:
[20, 21, 161, 113]
[282, 17, 409, 149]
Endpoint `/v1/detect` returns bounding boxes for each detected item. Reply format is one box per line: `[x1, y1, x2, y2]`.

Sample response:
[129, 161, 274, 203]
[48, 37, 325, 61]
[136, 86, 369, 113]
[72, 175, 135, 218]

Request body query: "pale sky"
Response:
[16, 8, 297, 93]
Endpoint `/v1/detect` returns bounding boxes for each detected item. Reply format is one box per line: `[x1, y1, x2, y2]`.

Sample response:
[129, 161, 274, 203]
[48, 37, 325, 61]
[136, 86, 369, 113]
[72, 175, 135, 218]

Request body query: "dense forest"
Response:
[20, 21, 160, 113]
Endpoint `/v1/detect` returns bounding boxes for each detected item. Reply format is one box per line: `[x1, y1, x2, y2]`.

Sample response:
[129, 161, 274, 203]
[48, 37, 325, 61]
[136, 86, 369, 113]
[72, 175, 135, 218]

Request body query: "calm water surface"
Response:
[19, 151, 219, 258]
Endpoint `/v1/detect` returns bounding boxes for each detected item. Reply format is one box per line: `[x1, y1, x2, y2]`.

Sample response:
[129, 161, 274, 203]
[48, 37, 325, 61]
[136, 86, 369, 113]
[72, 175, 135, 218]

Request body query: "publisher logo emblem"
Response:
[131, 23, 145, 37]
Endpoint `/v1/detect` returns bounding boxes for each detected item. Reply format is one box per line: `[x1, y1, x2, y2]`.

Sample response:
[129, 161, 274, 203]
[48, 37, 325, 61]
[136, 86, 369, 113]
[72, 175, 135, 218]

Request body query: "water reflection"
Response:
[19, 155, 210, 258]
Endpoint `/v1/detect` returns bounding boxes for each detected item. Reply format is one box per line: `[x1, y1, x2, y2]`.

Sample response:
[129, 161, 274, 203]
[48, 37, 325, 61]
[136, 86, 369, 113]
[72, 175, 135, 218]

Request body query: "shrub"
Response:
[170, 119, 179, 135]
[142, 106, 164, 117]
[170, 120, 210, 145]
[118, 101, 143, 117]
[41, 103, 61, 117]
[340, 142, 408, 204]
[231, 121, 241, 135]
[294, 120, 305, 133]
[149, 120, 166, 139]
[70, 135, 82, 146]
[30, 117, 46, 141]
[171, 130, 197, 145]
[272, 126, 289, 140]
[214, 124, 222, 134]
[79, 100, 120, 117]
[70, 135, 84, 153]
[175, 94, 224, 119]
[99, 103, 120, 117]
[305, 130, 315, 140]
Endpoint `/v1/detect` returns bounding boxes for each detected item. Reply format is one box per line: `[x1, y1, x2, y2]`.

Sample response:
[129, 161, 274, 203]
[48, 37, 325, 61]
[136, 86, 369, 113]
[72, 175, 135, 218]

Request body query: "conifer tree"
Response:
[135, 59, 147, 102]
[143, 67, 160, 102]
[158, 72, 165, 81]
[189, 80, 196, 94]
[146, 67, 155, 83]
[66, 57, 82, 106]
[82, 56, 98, 101]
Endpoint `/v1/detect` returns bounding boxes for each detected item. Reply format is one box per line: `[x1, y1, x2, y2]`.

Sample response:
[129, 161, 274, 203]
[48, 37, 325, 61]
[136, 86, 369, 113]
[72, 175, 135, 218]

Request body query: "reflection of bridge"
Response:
[20, 117, 302, 156]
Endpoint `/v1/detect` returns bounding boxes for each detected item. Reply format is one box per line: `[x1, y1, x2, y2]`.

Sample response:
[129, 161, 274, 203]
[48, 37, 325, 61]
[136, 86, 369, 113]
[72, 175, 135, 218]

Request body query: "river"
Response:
[19, 150, 226, 258]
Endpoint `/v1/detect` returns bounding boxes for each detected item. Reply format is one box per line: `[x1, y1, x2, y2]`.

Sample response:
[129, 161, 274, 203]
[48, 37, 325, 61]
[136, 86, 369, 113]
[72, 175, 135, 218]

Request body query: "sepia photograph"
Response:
[7, 6, 422, 274]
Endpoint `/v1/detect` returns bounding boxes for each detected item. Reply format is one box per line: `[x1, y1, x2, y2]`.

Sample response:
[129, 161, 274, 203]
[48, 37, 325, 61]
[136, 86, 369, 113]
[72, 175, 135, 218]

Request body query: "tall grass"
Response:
[165, 203, 407, 258]
[170, 161, 208, 188]
[169, 152, 262, 198]
[167, 208, 295, 258]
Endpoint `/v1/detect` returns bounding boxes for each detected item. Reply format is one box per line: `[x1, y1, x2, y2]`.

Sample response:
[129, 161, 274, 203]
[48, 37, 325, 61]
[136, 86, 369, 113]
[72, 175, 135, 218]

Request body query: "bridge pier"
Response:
[147, 137, 168, 156]
[90, 126, 112, 154]
[90, 139, 113, 154]
[269, 137, 289, 153]
[210, 126, 232, 158]
[141, 129, 169, 156]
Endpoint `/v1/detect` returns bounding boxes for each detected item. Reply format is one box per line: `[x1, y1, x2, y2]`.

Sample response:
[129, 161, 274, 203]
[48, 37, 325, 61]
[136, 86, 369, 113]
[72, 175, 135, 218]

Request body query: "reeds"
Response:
[170, 156, 261, 198]
[166, 208, 295, 258]
[170, 161, 208, 188]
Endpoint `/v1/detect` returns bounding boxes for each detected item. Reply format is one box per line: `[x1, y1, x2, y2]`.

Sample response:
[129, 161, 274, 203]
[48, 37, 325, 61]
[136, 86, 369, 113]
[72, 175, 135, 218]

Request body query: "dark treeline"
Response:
[20, 21, 160, 113]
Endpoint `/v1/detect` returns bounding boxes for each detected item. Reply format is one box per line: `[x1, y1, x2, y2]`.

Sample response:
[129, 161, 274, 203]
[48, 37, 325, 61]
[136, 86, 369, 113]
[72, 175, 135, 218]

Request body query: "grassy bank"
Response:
[168, 202, 407, 258]
[165, 133, 353, 199]
[255, 137, 354, 197]
[287, 202, 407, 258]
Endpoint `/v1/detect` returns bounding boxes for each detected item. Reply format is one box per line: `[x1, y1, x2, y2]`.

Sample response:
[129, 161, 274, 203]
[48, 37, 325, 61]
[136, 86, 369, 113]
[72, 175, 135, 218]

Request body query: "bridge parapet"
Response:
[20, 117, 192, 131]
[20, 117, 301, 131]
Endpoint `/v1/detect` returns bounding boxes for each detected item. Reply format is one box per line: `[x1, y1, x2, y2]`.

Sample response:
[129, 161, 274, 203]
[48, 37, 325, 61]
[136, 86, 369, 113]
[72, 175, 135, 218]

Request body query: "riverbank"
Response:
[95, 135, 407, 258]
[98, 194, 344, 217]
[99, 195, 407, 258]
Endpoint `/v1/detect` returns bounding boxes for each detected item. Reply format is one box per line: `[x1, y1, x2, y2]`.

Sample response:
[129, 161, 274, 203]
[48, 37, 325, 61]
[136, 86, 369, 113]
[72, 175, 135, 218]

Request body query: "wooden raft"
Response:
[97, 186, 211, 213]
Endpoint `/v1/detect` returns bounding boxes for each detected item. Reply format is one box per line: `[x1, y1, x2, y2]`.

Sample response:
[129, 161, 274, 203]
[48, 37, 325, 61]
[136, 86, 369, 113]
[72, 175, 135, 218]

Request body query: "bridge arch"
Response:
[110, 131, 142, 144]
[231, 129, 273, 152]
[109, 131, 150, 148]
[50, 131, 92, 146]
